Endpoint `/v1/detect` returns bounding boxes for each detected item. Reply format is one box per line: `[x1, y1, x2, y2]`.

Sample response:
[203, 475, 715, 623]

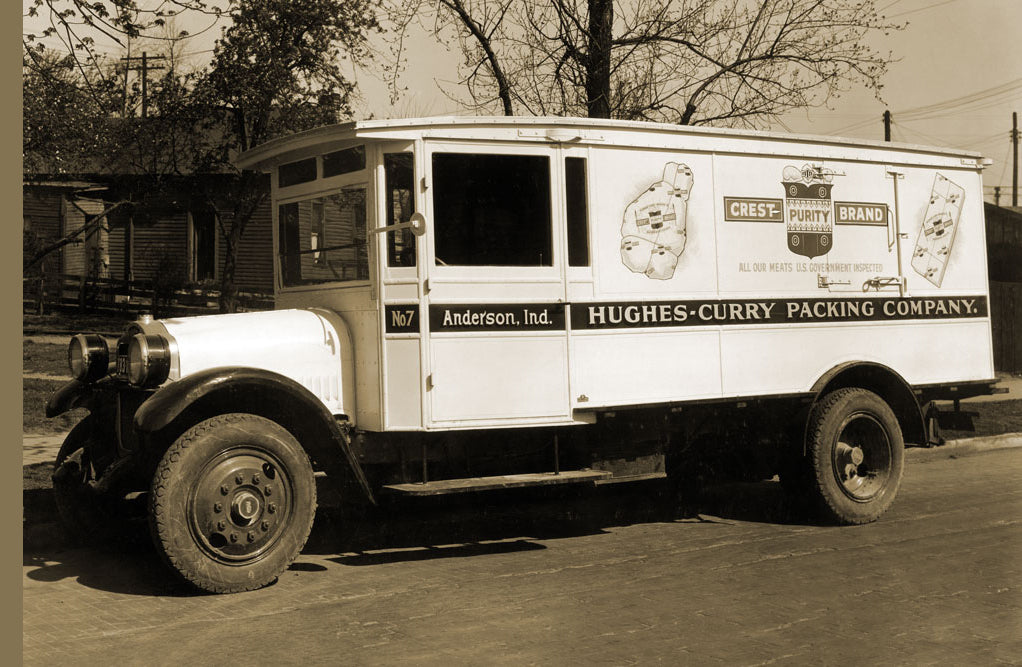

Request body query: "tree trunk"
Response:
[219, 236, 239, 314]
[586, 0, 613, 118]
[218, 206, 250, 314]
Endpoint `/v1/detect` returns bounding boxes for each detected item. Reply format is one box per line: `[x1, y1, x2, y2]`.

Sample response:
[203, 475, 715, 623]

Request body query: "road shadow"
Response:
[23, 536, 200, 597]
[305, 477, 813, 563]
[24, 476, 810, 593]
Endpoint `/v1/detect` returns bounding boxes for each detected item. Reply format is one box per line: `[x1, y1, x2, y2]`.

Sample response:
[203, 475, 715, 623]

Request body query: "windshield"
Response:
[278, 188, 368, 286]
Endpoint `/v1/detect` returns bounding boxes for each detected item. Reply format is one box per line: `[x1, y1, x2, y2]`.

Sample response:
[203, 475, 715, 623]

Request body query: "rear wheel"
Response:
[805, 388, 904, 524]
[149, 413, 316, 593]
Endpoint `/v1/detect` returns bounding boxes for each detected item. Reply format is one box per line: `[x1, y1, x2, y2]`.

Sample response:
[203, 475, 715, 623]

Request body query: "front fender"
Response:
[46, 379, 91, 418]
[134, 367, 373, 504]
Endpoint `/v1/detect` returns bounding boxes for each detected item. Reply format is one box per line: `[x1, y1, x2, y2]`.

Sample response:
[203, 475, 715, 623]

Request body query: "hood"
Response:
[154, 308, 355, 418]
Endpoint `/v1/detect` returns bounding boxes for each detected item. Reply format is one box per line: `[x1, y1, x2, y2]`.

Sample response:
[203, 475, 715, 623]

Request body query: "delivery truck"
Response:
[49, 116, 1001, 593]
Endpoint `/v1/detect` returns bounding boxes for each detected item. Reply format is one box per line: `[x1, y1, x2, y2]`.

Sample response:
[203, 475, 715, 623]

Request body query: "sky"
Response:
[23, 0, 1022, 204]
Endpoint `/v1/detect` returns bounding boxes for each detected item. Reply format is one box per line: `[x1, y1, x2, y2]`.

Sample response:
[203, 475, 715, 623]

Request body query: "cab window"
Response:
[278, 188, 367, 286]
[385, 152, 416, 267]
[431, 153, 552, 266]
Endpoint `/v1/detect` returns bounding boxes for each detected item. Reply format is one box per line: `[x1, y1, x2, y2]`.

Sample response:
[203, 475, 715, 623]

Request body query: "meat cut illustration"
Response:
[620, 162, 693, 280]
[911, 173, 964, 287]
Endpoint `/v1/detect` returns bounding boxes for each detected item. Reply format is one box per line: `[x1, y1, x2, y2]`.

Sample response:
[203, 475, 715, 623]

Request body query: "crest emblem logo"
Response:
[782, 164, 836, 258]
[620, 162, 693, 280]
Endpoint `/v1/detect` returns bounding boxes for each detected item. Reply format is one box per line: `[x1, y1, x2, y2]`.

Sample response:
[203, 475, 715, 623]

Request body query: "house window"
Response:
[191, 210, 217, 282]
[431, 153, 552, 266]
[311, 200, 326, 264]
[278, 188, 367, 286]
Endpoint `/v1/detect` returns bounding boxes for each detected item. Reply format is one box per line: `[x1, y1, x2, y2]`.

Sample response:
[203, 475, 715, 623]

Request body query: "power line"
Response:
[888, 0, 965, 18]
[897, 78, 1022, 119]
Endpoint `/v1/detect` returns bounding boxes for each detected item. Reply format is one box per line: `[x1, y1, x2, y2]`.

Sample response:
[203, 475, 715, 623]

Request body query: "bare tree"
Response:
[25, 0, 379, 313]
[390, 0, 903, 126]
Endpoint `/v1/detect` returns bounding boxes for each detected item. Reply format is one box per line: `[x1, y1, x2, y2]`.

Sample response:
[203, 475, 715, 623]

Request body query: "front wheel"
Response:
[149, 414, 316, 593]
[805, 388, 905, 524]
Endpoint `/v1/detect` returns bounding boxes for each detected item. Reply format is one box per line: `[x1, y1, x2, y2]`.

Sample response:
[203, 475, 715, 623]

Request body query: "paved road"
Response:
[24, 447, 1021, 665]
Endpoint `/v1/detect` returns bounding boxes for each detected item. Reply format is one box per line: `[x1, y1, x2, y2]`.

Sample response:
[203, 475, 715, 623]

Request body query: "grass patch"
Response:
[24, 462, 54, 491]
[24, 310, 134, 335]
[24, 378, 86, 434]
[23, 340, 70, 377]
[939, 399, 1022, 442]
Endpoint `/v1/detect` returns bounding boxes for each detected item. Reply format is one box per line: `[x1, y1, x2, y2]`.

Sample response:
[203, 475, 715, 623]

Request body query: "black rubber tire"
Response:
[805, 388, 905, 524]
[53, 418, 121, 543]
[149, 414, 316, 594]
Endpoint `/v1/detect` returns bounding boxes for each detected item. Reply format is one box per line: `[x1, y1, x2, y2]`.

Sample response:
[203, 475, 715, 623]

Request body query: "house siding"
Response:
[25, 177, 275, 298]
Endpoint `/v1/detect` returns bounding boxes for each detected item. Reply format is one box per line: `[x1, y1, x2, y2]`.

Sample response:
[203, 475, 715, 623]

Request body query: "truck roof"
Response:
[237, 115, 986, 171]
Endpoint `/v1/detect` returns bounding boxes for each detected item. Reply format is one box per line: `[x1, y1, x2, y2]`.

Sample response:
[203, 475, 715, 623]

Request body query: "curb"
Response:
[906, 433, 1022, 462]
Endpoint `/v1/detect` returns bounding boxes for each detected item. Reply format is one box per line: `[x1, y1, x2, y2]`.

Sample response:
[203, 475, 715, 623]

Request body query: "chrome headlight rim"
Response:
[127, 333, 171, 388]
[68, 334, 110, 383]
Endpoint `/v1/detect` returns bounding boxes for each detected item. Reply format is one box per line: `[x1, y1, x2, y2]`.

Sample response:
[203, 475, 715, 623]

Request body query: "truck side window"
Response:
[278, 188, 368, 286]
[432, 153, 552, 267]
[385, 153, 416, 267]
[565, 157, 590, 267]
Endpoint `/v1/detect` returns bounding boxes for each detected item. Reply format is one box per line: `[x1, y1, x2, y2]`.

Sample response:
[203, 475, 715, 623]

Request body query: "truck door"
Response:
[421, 141, 571, 426]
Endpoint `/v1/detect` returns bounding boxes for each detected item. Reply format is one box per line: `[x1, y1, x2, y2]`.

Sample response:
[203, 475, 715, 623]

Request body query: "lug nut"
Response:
[214, 503, 223, 513]
[247, 532, 255, 542]
[261, 521, 269, 531]
[229, 532, 238, 543]
[267, 503, 277, 514]
[217, 520, 226, 531]
[220, 485, 229, 495]
[235, 473, 245, 484]
[264, 486, 273, 496]
[252, 473, 261, 484]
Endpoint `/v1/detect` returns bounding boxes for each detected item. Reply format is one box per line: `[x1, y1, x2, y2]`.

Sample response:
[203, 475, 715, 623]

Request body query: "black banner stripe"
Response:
[571, 296, 987, 330]
[386, 296, 988, 333]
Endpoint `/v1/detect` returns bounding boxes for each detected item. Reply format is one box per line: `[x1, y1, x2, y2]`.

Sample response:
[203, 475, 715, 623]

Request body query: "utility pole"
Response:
[994, 186, 1001, 206]
[883, 110, 892, 142]
[122, 39, 130, 117]
[1013, 111, 1018, 207]
[120, 52, 166, 118]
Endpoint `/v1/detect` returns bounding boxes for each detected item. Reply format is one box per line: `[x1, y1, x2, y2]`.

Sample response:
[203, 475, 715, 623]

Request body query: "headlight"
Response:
[68, 334, 109, 383]
[126, 334, 171, 387]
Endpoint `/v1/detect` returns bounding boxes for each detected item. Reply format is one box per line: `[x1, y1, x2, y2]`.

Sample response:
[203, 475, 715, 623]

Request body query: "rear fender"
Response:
[807, 362, 926, 451]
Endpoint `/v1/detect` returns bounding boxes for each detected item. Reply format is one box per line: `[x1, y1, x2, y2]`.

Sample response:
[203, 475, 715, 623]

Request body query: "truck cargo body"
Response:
[239, 117, 993, 431]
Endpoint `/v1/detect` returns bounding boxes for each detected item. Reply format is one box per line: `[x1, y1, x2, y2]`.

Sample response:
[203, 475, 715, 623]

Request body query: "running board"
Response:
[382, 470, 613, 496]
[594, 471, 667, 485]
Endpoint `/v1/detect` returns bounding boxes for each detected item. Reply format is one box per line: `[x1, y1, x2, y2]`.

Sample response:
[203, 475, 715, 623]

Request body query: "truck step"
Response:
[594, 471, 667, 485]
[382, 469, 613, 496]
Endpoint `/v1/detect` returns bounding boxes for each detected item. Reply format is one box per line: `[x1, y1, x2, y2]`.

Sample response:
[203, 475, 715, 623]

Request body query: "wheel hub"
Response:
[231, 490, 261, 526]
[833, 414, 893, 502]
[190, 451, 291, 562]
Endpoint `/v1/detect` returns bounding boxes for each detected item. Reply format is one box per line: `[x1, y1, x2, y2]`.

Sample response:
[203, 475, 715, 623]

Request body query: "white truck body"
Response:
[234, 117, 994, 431]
